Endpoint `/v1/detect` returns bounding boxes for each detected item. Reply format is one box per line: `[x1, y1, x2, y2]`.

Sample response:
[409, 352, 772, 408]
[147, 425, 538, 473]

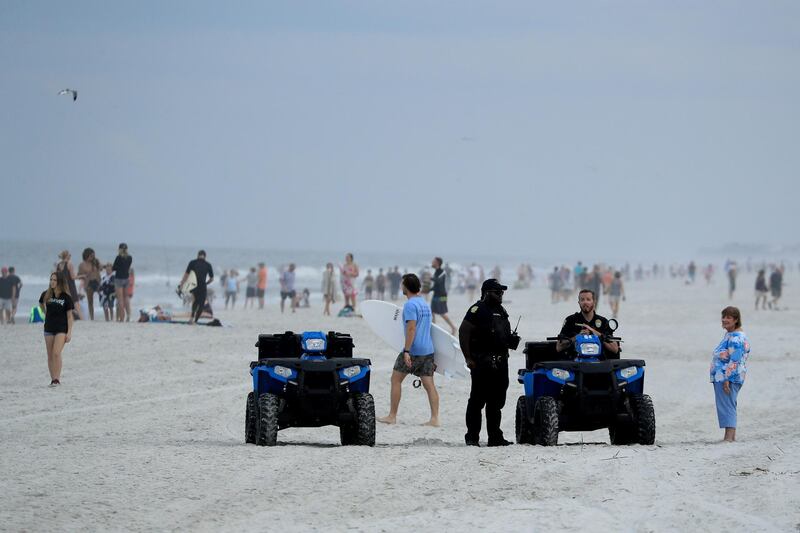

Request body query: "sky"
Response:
[1, 1, 798, 260]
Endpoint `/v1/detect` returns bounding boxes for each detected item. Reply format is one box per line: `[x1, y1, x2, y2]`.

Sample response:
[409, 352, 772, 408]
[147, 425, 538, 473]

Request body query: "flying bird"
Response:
[58, 89, 78, 102]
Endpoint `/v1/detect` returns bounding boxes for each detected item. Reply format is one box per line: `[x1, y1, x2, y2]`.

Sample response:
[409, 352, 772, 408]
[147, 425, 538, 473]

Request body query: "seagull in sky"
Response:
[58, 89, 78, 102]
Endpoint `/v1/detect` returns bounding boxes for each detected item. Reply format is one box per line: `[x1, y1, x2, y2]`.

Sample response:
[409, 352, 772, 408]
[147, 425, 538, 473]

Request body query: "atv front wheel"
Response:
[532, 396, 559, 446]
[245, 392, 257, 444]
[515, 396, 534, 445]
[631, 394, 656, 445]
[341, 393, 376, 446]
[256, 393, 281, 446]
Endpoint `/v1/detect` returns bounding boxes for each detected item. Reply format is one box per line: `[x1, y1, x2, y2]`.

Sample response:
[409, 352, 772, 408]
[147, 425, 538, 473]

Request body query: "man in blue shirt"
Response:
[378, 273, 440, 427]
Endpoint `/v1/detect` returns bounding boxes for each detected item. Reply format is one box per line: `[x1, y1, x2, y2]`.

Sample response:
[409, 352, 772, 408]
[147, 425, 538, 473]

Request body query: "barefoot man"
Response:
[378, 273, 440, 427]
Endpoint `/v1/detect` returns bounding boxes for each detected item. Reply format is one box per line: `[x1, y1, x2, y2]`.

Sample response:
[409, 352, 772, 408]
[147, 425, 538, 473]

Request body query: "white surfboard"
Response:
[179, 271, 197, 297]
[360, 299, 470, 379]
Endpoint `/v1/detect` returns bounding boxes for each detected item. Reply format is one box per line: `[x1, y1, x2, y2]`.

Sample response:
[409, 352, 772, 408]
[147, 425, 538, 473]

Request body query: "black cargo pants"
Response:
[465, 356, 509, 442]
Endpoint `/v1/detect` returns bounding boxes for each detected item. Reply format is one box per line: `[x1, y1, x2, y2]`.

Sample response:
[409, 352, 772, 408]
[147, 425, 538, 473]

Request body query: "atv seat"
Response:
[257, 331, 303, 359]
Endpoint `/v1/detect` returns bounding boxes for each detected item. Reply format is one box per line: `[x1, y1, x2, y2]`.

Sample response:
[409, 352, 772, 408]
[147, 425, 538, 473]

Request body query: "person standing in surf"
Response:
[39, 272, 75, 387]
[112, 243, 133, 322]
[378, 274, 440, 427]
[180, 250, 214, 325]
[710, 306, 750, 442]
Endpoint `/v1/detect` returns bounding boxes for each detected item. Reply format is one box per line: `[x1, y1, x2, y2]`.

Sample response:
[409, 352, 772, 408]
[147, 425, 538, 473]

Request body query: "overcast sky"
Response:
[1, 1, 798, 259]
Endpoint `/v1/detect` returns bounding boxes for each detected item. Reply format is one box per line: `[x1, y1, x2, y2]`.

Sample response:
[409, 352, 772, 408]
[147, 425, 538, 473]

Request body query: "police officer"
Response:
[458, 279, 520, 446]
[556, 289, 619, 358]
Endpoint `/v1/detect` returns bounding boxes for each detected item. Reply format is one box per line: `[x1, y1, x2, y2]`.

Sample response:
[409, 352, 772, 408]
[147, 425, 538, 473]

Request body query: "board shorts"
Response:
[280, 290, 296, 301]
[393, 353, 435, 377]
[246, 287, 256, 298]
[0, 299, 11, 311]
[431, 296, 448, 315]
[114, 278, 129, 289]
[771, 288, 782, 298]
[257, 288, 265, 298]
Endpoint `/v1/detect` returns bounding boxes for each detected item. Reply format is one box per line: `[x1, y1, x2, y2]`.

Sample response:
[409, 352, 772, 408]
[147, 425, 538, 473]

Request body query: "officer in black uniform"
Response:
[458, 279, 520, 446]
[556, 288, 619, 358]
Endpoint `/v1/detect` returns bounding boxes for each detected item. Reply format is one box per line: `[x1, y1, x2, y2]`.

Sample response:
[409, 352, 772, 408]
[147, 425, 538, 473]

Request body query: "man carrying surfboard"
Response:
[377, 273, 440, 427]
[180, 250, 214, 325]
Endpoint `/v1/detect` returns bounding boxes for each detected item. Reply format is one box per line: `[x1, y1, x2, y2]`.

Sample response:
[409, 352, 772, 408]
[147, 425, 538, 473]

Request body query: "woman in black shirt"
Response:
[39, 272, 75, 387]
[112, 243, 133, 322]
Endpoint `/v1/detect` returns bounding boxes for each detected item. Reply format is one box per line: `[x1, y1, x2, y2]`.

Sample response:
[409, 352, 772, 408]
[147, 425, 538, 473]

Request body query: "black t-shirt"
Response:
[7, 274, 21, 298]
[113, 255, 133, 280]
[39, 291, 74, 333]
[462, 299, 512, 355]
[0, 277, 12, 298]
[186, 259, 214, 289]
[431, 268, 447, 298]
[559, 311, 613, 339]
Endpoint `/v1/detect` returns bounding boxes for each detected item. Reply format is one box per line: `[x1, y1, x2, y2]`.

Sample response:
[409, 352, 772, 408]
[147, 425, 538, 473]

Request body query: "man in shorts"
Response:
[378, 273, 440, 427]
[7, 267, 22, 324]
[279, 263, 296, 314]
[430, 257, 456, 335]
[0, 267, 12, 324]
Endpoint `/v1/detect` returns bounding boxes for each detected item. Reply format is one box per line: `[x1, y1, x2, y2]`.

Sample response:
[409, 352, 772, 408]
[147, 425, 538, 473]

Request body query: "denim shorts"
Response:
[114, 278, 130, 289]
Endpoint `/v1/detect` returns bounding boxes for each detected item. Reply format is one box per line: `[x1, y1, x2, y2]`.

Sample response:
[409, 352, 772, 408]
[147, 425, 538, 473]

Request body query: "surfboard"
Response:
[179, 271, 197, 297]
[360, 299, 469, 379]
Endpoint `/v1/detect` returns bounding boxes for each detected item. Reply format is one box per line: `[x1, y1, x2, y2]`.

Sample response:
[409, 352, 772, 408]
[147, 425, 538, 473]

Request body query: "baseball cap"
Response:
[119, 242, 128, 249]
[481, 278, 507, 292]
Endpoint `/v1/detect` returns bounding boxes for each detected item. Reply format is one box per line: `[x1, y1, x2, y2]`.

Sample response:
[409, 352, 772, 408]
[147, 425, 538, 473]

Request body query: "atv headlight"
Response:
[304, 338, 326, 352]
[579, 343, 600, 356]
[342, 365, 361, 378]
[619, 366, 638, 379]
[551, 368, 571, 381]
[273, 365, 293, 378]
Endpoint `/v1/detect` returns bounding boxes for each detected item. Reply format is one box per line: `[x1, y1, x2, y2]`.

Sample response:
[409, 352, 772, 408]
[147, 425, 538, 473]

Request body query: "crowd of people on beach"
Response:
[0, 243, 788, 443]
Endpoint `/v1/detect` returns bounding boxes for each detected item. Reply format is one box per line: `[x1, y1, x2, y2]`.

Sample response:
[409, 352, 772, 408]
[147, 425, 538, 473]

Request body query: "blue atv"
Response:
[246, 331, 375, 446]
[515, 327, 655, 446]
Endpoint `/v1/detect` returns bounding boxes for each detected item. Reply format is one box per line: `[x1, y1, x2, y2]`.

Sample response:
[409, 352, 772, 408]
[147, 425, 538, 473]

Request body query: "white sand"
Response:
[1, 276, 798, 532]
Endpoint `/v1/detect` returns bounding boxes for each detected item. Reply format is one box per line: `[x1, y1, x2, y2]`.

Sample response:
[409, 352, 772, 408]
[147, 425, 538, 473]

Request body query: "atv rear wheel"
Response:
[245, 392, 257, 444]
[532, 396, 559, 446]
[631, 394, 656, 445]
[256, 393, 281, 446]
[341, 393, 376, 446]
[515, 396, 534, 445]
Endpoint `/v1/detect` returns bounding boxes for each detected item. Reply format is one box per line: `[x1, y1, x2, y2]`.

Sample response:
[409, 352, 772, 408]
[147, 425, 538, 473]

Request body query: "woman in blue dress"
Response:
[710, 306, 750, 442]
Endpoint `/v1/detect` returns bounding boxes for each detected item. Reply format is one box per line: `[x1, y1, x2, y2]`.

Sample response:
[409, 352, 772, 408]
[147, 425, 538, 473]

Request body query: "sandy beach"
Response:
[1, 275, 798, 532]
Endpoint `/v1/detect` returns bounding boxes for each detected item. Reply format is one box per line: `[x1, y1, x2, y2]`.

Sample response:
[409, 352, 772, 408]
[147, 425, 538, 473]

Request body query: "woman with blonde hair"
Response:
[39, 272, 75, 387]
[710, 306, 750, 442]
[56, 250, 82, 320]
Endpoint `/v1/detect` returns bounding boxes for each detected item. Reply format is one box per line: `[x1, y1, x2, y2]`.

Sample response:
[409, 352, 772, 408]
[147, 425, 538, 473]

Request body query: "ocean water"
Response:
[0, 240, 542, 316]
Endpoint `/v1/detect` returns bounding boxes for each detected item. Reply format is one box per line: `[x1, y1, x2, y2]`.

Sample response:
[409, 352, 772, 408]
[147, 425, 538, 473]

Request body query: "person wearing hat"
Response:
[112, 243, 133, 322]
[556, 289, 619, 357]
[458, 278, 520, 446]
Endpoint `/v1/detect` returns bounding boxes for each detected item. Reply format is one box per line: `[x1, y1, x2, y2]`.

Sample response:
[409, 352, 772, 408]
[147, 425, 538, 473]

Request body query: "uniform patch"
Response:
[470, 306, 479, 313]
[595, 319, 602, 328]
